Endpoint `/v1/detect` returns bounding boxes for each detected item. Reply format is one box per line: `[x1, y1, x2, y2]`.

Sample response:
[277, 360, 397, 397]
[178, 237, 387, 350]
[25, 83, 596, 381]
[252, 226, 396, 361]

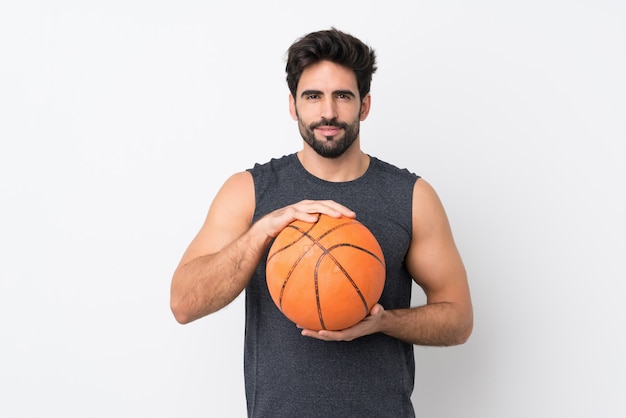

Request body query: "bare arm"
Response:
[378, 178, 473, 345]
[170, 171, 259, 324]
[170, 171, 356, 324]
[302, 179, 473, 345]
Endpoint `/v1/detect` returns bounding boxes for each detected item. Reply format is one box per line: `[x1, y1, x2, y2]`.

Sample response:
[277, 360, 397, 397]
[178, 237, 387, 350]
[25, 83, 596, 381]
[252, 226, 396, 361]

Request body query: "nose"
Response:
[319, 96, 338, 120]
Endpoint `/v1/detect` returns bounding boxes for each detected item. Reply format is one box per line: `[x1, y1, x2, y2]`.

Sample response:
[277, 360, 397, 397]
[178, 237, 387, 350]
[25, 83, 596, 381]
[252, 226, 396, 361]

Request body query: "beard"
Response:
[297, 115, 360, 158]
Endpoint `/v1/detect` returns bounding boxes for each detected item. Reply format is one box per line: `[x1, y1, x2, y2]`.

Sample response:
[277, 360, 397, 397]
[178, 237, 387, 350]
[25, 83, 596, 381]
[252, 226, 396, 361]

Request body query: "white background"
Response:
[1, 1, 625, 417]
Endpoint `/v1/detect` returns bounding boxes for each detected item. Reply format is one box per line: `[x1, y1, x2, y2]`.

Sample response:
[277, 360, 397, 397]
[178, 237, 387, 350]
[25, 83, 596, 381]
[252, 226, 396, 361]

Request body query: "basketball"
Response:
[266, 213, 386, 331]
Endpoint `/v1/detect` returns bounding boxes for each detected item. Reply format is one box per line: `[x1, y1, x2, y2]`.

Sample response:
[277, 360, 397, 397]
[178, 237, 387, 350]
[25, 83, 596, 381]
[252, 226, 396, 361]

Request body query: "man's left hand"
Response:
[300, 304, 384, 341]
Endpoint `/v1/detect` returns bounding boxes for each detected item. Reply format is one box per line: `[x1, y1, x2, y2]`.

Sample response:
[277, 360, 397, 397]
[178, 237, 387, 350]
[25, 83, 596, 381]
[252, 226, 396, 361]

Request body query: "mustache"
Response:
[309, 118, 349, 130]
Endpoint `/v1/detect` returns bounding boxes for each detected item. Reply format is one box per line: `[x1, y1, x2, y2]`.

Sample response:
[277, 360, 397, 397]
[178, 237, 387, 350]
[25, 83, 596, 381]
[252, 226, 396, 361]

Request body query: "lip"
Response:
[315, 127, 342, 136]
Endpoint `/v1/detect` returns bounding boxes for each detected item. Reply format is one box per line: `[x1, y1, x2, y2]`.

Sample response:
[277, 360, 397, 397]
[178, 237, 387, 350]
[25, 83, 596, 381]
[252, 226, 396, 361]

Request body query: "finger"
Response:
[300, 328, 335, 340]
[295, 200, 355, 219]
[370, 303, 384, 316]
[317, 201, 356, 218]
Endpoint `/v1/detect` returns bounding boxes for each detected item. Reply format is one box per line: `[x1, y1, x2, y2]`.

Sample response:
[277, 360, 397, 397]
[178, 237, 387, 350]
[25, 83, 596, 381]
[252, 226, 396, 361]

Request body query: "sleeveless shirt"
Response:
[245, 153, 420, 417]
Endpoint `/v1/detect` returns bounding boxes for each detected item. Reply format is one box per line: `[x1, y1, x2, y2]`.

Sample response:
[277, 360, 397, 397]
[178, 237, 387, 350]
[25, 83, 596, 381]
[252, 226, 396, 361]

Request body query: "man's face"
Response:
[289, 60, 370, 158]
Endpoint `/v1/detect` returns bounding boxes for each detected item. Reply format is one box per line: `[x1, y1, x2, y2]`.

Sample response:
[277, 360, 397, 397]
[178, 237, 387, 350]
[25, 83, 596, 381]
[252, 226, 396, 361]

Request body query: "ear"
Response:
[289, 94, 298, 121]
[359, 94, 371, 121]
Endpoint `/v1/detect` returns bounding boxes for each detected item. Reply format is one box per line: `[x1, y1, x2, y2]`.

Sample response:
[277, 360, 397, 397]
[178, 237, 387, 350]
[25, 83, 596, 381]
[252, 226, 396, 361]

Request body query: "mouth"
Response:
[315, 126, 342, 137]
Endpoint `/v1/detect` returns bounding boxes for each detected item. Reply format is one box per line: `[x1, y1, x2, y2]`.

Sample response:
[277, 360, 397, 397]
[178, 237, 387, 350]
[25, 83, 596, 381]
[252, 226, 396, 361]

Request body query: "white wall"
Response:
[1, 1, 624, 417]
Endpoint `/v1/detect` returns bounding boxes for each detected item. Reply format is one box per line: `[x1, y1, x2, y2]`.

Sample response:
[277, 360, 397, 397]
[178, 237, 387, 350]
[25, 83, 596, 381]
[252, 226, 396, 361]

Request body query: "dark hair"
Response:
[285, 28, 377, 101]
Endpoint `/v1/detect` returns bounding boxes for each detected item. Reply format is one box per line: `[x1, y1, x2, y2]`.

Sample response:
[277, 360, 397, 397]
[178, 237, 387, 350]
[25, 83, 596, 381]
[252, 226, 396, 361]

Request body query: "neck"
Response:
[297, 143, 370, 182]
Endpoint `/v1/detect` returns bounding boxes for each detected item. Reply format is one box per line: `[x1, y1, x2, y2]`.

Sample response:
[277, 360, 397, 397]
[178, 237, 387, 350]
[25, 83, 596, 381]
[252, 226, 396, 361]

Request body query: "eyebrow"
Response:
[300, 89, 357, 99]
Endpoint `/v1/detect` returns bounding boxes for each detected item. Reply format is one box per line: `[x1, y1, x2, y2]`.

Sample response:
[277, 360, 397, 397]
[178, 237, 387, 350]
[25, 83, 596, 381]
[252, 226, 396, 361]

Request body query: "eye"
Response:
[305, 94, 320, 100]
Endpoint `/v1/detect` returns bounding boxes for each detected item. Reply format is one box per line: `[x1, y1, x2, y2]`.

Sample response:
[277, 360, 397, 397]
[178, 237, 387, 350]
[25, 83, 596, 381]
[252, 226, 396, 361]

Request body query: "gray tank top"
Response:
[245, 153, 419, 417]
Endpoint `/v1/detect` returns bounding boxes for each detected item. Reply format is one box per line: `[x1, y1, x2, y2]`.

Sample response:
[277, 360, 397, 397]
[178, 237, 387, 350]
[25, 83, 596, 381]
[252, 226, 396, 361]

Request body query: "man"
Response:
[170, 28, 473, 417]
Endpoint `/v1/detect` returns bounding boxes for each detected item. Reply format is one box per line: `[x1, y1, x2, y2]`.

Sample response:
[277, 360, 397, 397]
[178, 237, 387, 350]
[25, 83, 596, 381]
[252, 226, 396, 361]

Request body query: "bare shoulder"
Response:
[210, 170, 255, 216]
[411, 178, 451, 233]
[407, 177, 465, 289]
[177, 171, 255, 265]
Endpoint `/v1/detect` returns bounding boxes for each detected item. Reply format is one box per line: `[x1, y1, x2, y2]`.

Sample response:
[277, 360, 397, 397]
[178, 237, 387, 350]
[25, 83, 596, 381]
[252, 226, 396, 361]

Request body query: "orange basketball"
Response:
[266, 213, 386, 331]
